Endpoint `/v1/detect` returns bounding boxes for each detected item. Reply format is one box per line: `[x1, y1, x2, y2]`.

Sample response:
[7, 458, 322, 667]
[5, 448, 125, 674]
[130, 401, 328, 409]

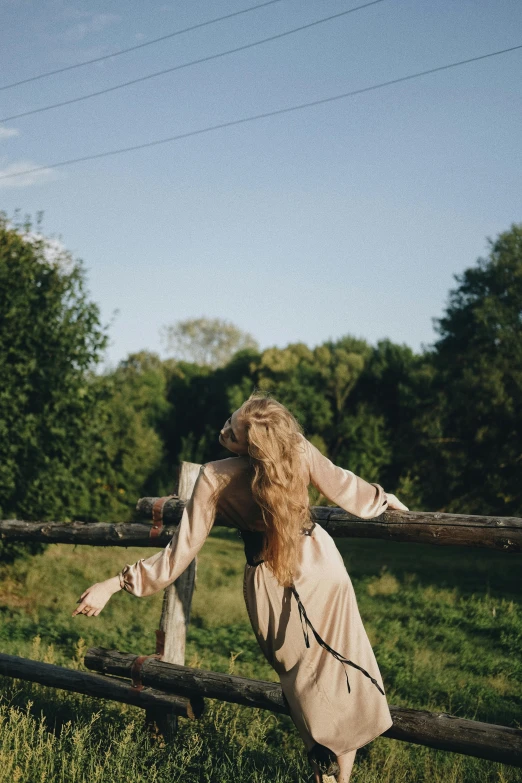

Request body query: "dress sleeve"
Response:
[302, 436, 388, 519]
[117, 464, 217, 597]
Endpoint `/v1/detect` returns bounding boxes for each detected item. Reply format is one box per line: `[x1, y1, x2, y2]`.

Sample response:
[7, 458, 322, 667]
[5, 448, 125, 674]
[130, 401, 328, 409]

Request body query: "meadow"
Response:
[0, 529, 520, 782]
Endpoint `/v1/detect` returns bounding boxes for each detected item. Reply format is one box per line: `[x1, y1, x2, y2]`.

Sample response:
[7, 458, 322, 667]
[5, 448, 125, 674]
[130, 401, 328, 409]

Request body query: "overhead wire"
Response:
[0, 0, 284, 92]
[1, 41, 520, 182]
[0, 0, 387, 124]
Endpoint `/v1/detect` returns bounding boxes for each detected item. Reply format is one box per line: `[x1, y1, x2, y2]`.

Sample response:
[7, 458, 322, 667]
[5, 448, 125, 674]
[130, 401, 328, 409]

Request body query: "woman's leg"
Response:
[336, 749, 357, 782]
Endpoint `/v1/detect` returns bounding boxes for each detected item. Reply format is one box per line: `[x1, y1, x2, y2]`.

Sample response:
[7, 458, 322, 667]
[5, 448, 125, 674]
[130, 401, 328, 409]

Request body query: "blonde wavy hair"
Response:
[239, 393, 311, 587]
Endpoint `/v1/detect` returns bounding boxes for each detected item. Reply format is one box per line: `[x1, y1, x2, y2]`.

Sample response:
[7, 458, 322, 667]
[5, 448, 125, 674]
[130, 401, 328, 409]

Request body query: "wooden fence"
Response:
[0, 463, 521, 767]
[2, 505, 522, 552]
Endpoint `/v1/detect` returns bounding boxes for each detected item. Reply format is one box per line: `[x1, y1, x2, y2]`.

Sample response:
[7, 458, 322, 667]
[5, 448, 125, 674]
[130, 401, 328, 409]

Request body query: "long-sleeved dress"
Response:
[118, 435, 394, 759]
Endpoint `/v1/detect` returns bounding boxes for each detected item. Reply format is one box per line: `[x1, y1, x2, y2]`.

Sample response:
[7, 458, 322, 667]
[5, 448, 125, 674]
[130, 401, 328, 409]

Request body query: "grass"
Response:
[0, 528, 521, 781]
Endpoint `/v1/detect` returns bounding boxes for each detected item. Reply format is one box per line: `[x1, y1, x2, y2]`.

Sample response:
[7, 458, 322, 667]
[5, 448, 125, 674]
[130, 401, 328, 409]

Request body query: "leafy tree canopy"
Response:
[3, 212, 519, 535]
[86, 351, 171, 521]
[429, 224, 522, 514]
[0, 212, 108, 527]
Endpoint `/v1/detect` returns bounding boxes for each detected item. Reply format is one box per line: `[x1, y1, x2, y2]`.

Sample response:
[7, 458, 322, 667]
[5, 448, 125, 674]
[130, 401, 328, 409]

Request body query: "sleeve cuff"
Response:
[118, 566, 130, 592]
[370, 483, 389, 513]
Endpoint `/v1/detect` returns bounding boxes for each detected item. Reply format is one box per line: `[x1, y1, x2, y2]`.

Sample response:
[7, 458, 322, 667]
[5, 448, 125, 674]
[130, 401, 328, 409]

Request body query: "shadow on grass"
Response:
[336, 537, 521, 601]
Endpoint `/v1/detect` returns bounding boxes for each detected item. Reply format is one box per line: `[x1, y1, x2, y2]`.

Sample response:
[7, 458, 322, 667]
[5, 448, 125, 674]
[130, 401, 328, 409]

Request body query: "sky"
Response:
[1, 0, 521, 369]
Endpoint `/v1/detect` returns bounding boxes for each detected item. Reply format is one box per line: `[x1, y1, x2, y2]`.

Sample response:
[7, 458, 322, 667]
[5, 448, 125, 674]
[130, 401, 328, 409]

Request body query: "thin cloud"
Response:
[63, 13, 121, 42]
[0, 126, 19, 140]
[0, 160, 56, 189]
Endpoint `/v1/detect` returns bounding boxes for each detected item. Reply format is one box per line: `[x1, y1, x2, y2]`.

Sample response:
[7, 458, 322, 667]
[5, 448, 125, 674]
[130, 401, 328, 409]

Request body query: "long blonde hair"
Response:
[239, 393, 311, 587]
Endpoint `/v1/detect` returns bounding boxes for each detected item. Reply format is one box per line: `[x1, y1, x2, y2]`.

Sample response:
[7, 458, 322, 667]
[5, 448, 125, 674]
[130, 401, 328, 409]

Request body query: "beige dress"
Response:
[119, 435, 394, 757]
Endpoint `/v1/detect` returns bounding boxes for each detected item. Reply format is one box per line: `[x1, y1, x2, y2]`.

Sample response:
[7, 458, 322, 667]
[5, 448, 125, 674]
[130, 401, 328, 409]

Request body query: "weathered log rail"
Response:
[0, 652, 204, 718]
[136, 498, 522, 553]
[85, 646, 522, 767]
[2, 502, 521, 552]
[1, 646, 520, 767]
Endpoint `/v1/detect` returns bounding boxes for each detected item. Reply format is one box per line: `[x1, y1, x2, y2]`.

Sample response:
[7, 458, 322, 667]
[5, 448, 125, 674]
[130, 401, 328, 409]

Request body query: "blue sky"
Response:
[1, 0, 521, 369]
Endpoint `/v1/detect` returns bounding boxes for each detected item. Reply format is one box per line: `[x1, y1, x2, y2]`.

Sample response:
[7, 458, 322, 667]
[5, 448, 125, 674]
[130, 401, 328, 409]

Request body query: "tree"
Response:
[249, 342, 333, 436]
[429, 224, 522, 514]
[85, 352, 171, 521]
[161, 317, 259, 368]
[333, 402, 392, 484]
[245, 338, 382, 472]
[353, 339, 434, 500]
[0, 213, 108, 544]
[161, 348, 261, 467]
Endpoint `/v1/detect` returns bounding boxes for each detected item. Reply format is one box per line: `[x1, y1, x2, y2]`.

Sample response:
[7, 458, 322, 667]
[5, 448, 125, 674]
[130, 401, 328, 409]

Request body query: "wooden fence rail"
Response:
[84, 646, 522, 767]
[1, 648, 520, 767]
[2, 503, 522, 552]
[0, 652, 204, 718]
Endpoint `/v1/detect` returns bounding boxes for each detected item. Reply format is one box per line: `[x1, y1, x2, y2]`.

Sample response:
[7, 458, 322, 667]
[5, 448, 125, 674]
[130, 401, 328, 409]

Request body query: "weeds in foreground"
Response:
[0, 683, 519, 783]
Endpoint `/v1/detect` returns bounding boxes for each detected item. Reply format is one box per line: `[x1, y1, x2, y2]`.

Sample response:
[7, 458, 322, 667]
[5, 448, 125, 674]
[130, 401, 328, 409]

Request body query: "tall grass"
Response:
[0, 529, 520, 781]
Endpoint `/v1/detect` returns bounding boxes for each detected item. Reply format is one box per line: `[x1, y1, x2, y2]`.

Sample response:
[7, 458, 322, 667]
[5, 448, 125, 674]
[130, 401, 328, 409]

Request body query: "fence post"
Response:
[145, 461, 200, 741]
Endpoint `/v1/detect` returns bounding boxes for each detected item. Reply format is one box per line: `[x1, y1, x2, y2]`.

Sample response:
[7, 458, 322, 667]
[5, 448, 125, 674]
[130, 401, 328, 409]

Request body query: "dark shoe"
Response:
[307, 744, 340, 778]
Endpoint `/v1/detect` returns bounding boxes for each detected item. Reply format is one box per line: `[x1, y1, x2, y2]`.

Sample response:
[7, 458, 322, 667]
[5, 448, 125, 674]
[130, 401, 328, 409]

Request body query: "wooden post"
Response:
[159, 462, 201, 664]
[146, 461, 201, 741]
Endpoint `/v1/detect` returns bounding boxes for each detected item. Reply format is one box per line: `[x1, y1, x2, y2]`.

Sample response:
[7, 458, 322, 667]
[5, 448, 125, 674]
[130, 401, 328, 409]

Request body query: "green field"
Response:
[0, 529, 521, 782]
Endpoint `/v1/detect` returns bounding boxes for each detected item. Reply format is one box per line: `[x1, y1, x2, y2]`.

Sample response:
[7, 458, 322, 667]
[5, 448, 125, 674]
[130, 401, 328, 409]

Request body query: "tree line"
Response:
[1, 211, 520, 550]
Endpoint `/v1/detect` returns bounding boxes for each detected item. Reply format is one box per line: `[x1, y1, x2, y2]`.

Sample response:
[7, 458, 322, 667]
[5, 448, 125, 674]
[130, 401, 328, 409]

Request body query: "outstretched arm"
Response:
[73, 465, 217, 617]
[303, 436, 408, 518]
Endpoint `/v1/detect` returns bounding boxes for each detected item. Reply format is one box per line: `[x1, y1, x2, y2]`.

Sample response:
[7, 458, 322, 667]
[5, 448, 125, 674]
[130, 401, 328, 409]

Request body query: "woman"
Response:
[73, 394, 408, 782]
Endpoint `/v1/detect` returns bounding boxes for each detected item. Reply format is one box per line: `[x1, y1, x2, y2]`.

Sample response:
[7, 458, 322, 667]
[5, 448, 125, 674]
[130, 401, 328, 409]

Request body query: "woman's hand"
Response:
[72, 576, 121, 617]
[385, 493, 409, 511]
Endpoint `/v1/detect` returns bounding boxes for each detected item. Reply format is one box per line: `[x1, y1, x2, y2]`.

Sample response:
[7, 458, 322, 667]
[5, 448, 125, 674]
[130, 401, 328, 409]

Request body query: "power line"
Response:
[0, 0, 387, 124]
[1, 42, 520, 182]
[0, 0, 284, 92]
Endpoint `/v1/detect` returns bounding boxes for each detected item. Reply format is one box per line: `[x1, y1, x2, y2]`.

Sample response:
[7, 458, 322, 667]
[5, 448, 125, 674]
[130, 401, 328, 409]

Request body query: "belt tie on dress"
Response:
[239, 527, 385, 697]
[291, 584, 385, 696]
